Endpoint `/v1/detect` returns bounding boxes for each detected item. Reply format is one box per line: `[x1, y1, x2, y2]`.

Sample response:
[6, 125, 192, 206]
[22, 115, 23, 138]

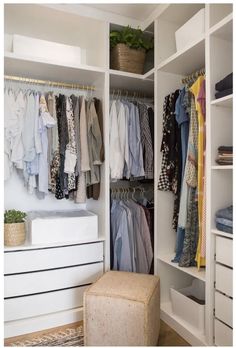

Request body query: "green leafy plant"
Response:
[110, 26, 154, 52]
[4, 210, 26, 224]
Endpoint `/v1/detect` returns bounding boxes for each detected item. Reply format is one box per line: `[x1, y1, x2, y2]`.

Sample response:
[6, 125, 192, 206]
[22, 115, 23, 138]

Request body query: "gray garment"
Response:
[119, 200, 136, 272]
[71, 95, 81, 176]
[138, 102, 154, 179]
[46, 93, 57, 190]
[128, 103, 145, 178]
[80, 97, 90, 172]
[47, 93, 58, 161]
[123, 102, 131, 179]
[86, 100, 103, 185]
[22, 91, 36, 162]
[111, 200, 133, 272]
[127, 200, 153, 274]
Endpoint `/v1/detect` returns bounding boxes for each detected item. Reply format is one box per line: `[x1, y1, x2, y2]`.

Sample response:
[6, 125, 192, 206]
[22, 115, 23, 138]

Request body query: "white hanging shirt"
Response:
[109, 100, 123, 180]
[4, 89, 26, 180]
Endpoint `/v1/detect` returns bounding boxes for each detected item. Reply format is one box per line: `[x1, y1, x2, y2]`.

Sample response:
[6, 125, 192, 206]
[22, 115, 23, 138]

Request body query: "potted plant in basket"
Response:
[4, 210, 27, 246]
[110, 26, 154, 74]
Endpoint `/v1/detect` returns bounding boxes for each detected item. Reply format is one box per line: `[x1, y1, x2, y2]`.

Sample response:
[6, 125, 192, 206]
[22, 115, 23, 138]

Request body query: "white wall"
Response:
[4, 171, 86, 212]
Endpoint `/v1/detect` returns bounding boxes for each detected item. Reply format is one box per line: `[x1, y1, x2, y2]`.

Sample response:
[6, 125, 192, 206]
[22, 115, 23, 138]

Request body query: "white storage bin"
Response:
[13, 34, 86, 66]
[175, 9, 205, 51]
[27, 210, 98, 245]
[170, 279, 205, 333]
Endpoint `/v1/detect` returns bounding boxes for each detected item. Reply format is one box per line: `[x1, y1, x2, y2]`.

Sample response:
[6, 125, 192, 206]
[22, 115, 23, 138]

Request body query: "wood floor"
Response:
[158, 321, 190, 346]
[5, 320, 190, 346]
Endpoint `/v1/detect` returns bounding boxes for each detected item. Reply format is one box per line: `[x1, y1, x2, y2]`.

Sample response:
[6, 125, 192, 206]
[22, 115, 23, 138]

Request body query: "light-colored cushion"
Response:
[84, 271, 160, 346]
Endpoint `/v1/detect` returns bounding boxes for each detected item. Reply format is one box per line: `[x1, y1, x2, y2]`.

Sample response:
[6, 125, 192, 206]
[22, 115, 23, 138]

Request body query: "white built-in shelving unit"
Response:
[4, 3, 233, 346]
[155, 3, 233, 346]
[206, 3, 233, 346]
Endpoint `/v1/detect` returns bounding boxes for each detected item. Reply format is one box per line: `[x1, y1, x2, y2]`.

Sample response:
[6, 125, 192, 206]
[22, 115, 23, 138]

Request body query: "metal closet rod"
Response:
[110, 88, 153, 99]
[4, 75, 96, 91]
[182, 67, 205, 84]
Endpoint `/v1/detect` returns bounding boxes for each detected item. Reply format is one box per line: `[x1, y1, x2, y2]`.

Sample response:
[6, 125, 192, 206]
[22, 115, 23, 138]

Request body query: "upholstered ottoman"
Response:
[84, 271, 160, 346]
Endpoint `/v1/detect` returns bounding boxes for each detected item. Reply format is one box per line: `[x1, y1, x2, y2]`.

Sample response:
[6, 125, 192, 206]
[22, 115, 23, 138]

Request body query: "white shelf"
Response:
[109, 68, 154, 94]
[211, 94, 233, 107]
[143, 67, 155, 80]
[4, 237, 106, 252]
[157, 254, 206, 282]
[211, 165, 233, 170]
[212, 229, 233, 239]
[4, 52, 105, 86]
[161, 302, 207, 346]
[157, 35, 205, 75]
[210, 13, 233, 41]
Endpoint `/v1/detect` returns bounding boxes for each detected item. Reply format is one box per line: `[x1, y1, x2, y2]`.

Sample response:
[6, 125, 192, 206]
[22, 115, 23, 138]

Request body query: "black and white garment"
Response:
[138, 102, 154, 179]
[158, 90, 182, 231]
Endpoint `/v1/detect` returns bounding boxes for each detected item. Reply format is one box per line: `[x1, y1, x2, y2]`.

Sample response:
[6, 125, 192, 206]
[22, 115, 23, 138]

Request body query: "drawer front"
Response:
[5, 285, 88, 321]
[216, 236, 233, 267]
[4, 242, 103, 274]
[214, 319, 233, 346]
[215, 291, 233, 327]
[215, 264, 233, 297]
[5, 262, 103, 298]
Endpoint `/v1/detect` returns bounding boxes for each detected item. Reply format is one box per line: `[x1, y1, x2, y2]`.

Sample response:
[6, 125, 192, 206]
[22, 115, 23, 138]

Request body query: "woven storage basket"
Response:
[4, 222, 26, 246]
[111, 43, 146, 74]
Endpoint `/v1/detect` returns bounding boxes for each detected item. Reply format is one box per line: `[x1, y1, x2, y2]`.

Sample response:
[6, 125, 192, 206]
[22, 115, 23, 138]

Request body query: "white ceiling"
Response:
[86, 4, 159, 21]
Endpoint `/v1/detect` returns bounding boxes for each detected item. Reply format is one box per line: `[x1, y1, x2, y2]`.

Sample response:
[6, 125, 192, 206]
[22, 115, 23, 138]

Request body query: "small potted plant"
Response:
[4, 210, 27, 246]
[110, 26, 154, 74]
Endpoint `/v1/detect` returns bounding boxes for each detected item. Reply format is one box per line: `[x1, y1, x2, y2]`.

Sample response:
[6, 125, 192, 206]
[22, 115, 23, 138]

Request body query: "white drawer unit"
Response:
[215, 236, 233, 268]
[215, 291, 233, 328]
[214, 319, 233, 346]
[4, 242, 103, 274]
[214, 233, 233, 346]
[215, 263, 233, 298]
[5, 262, 103, 298]
[4, 240, 104, 338]
[5, 285, 89, 321]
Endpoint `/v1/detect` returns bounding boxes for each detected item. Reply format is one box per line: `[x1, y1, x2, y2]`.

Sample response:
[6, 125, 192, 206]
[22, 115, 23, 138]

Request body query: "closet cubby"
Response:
[209, 4, 233, 28]
[210, 169, 233, 230]
[156, 4, 205, 68]
[209, 16, 233, 101]
[158, 260, 206, 345]
[109, 22, 155, 75]
[4, 4, 107, 69]
[210, 106, 232, 167]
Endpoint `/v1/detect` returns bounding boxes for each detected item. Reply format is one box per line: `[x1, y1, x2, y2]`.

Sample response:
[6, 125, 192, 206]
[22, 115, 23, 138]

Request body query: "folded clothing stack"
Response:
[215, 205, 233, 234]
[216, 146, 233, 165]
[215, 73, 233, 99]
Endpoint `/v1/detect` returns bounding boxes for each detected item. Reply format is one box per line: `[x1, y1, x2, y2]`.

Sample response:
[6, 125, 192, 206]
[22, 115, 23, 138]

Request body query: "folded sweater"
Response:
[215, 73, 233, 92]
[215, 205, 233, 221]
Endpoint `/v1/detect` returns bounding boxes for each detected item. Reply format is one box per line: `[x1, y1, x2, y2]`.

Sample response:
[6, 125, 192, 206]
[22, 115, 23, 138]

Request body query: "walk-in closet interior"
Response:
[4, 3, 233, 346]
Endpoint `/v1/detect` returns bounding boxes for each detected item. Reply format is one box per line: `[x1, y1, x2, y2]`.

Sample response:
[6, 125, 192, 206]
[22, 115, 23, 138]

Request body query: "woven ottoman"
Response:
[84, 271, 160, 346]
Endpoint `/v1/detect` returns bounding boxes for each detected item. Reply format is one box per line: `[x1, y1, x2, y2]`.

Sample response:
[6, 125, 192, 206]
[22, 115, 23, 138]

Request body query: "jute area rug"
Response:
[8, 325, 84, 346]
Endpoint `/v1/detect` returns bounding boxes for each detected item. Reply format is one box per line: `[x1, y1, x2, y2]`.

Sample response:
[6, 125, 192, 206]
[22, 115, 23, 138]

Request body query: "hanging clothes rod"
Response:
[110, 88, 153, 100]
[181, 68, 205, 85]
[4, 75, 96, 91]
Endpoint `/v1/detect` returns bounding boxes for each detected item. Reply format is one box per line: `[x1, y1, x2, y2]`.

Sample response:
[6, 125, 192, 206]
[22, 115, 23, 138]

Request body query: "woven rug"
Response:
[9, 325, 84, 346]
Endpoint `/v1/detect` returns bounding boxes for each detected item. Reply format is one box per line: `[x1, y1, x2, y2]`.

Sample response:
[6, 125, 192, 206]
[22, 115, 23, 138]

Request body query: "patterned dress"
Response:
[179, 95, 199, 267]
[158, 90, 181, 231]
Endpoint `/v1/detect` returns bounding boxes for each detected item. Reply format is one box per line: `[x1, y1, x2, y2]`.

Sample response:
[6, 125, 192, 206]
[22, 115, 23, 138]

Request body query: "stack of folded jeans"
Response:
[215, 205, 233, 234]
[216, 146, 233, 165]
[215, 73, 233, 99]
